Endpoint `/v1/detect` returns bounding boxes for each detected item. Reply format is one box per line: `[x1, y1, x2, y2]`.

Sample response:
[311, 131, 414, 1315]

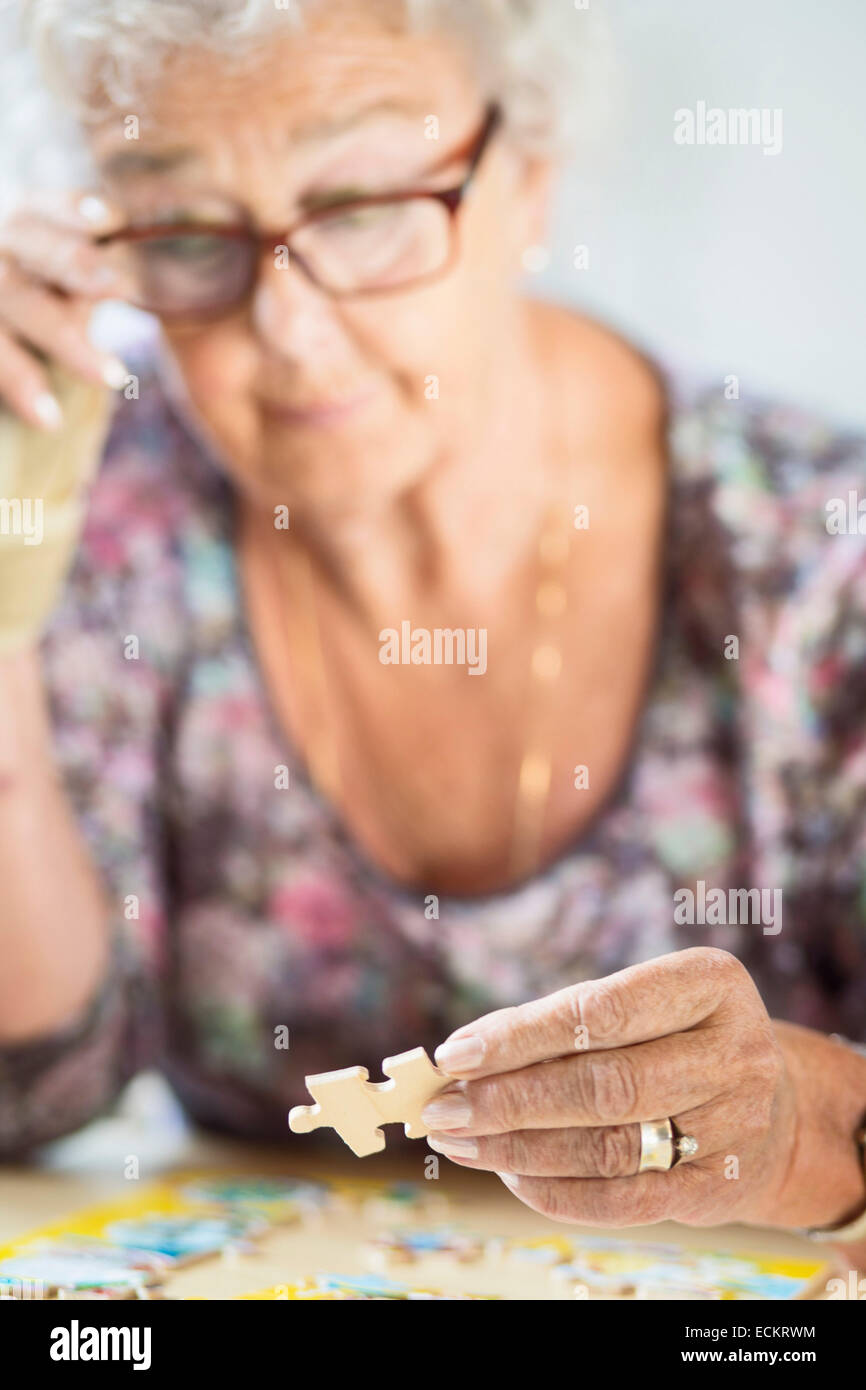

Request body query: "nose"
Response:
[250, 252, 348, 363]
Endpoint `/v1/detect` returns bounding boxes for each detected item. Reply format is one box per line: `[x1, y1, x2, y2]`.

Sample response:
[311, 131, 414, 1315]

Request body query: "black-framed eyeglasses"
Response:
[95, 104, 502, 320]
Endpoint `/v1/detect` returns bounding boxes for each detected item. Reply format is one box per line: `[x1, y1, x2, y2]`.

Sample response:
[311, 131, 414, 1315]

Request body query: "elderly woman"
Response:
[0, 0, 864, 1257]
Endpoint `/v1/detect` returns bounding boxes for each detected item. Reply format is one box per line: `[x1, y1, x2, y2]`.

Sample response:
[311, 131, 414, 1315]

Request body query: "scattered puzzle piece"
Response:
[367, 1226, 483, 1270]
[103, 1214, 265, 1264]
[0, 1174, 830, 1301]
[0, 1239, 167, 1297]
[495, 1236, 575, 1267]
[311, 1272, 492, 1300]
[361, 1180, 451, 1224]
[288, 1047, 449, 1157]
[181, 1176, 330, 1221]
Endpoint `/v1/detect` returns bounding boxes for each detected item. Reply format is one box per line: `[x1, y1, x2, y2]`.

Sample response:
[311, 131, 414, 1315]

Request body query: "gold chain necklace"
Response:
[509, 499, 573, 879]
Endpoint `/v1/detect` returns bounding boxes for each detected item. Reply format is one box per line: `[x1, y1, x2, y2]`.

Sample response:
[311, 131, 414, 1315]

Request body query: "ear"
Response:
[521, 155, 556, 244]
[508, 153, 556, 271]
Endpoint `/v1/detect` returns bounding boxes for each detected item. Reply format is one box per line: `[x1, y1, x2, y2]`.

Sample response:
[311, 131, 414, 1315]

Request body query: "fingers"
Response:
[0, 265, 126, 388]
[495, 1169, 694, 1228]
[430, 1123, 642, 1177]
[0, 191, 131, 427]
[428, 1098, 726, 1178]
[0, 332, 63, 430]
[12, 191, 125, 234]
[0, 191, 127, 297]
[423, 1028, 726, 1136]
[434, 948, 756, 1078]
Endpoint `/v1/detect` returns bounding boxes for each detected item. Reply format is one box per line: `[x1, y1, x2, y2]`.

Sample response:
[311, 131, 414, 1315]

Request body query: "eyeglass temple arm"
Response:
[464, 104, 502, 187]
[418, 104, 502, 216]
[278, 102, 501, 233]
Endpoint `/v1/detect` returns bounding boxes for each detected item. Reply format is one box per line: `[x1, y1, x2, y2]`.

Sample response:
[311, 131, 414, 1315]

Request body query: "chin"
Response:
[260, 438, 429, 519]
[251, 409, 432, 509]
[203, 398, 433, 516]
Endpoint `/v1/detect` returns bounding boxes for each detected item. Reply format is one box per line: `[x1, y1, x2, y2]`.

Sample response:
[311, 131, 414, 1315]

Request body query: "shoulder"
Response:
[528, 299, 666, 448]
[526, 300, 668, 548]
[665, 370, 866, 583]
[665, 372, 866, 765]
[535, 301, 866, 679]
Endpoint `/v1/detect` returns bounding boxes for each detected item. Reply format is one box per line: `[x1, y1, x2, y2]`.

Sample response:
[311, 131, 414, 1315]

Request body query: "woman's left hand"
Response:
[423, 948, 801, 1228]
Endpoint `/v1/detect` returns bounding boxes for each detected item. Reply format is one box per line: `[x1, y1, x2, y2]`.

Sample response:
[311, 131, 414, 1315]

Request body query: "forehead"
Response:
[88, 15, 480, 176]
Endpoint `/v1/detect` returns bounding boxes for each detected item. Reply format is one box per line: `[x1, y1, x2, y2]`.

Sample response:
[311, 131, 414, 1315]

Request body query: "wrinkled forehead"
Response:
[87, 19, 483, 188]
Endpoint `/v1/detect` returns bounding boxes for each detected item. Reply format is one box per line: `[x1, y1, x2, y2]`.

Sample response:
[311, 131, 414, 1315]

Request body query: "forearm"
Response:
[769, 1019, 866, 1236]
[0, 647, 110, 1043]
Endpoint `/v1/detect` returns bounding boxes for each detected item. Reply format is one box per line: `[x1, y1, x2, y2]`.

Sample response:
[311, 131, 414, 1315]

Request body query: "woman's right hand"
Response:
[0, 192, 131, 656]
[0, 191, 131, 423]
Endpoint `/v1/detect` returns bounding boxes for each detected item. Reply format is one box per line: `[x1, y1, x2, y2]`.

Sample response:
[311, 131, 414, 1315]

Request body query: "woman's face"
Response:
[88, 3, 549, 525]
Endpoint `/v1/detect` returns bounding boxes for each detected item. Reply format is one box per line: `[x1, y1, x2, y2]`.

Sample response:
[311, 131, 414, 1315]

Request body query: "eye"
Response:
[145, 234, 232, 262]
[317, 203, 406, 235]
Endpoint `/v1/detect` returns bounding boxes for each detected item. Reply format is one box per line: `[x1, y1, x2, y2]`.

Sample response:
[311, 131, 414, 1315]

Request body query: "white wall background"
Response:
[535, 0, 866, 427]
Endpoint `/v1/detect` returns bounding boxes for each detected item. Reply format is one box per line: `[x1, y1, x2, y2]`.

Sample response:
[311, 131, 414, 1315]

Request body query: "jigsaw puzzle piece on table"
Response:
[288, 1046, 449, 1157]
[366, 1226, 484, 1270]
[180, 1176, 331, 1222]
[103, 1213, 265, 1264]
[0, 1238, 169, 1299]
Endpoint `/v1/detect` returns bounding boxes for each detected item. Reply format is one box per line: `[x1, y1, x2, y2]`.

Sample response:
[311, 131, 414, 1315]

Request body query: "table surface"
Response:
[0, 1080, 830, 1299]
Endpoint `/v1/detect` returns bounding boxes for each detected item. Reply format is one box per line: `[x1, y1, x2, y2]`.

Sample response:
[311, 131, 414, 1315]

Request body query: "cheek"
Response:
[164, 323, 257, 412]
[351, 267, 508, 410]
[161, 323, 264, 485]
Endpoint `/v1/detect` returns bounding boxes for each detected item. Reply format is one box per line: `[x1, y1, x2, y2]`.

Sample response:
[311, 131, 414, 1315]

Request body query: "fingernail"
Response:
[33, 392, 63, 430]
[498, 1172, 519, 1188]
[78, 195, 112, 225]
[421, 1091, 472, 1130]
[427, 1133, 478, 1158]
[101, 356, 128, 390]
[434, 1035, 485, 1074]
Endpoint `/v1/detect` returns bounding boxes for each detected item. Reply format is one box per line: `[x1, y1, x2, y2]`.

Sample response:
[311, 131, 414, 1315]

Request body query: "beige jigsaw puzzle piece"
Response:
[288, 1047, 449, 1157]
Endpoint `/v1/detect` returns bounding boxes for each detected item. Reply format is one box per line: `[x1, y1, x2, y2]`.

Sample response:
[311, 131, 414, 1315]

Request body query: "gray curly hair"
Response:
[0, 1, 611, 208]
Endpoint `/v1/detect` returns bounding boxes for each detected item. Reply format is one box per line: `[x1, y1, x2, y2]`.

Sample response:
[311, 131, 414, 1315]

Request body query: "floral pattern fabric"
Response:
[1, 348, 864, 1152]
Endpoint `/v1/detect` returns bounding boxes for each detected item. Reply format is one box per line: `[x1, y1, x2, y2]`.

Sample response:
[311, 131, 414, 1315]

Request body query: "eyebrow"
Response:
[296, 185, 369, 212]
[99, 147, 200, 179]
[288, 99, 430, 142]
[98, 100, 433, 180]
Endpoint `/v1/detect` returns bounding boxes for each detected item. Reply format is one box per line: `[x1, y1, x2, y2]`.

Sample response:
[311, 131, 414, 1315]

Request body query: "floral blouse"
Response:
[1, 344, 864, 1153]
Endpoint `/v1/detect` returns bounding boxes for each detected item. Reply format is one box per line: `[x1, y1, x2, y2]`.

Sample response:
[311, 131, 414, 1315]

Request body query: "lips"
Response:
[259, 384, 380, 427]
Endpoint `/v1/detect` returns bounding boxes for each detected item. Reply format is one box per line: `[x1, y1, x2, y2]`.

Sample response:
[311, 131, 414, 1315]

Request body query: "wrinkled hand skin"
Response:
[425, 948, 866, 1232]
